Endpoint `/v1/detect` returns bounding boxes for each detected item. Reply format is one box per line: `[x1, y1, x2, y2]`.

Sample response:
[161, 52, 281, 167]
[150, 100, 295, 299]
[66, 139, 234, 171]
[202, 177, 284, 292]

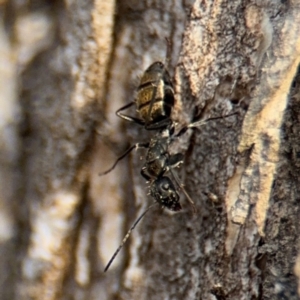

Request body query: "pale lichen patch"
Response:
[237, 27, 300, 236]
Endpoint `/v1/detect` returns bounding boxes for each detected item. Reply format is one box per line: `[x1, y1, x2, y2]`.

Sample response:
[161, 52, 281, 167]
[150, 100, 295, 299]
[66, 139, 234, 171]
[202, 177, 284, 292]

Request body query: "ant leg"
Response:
[174, 112, 238, 139]
[145, 118, 172, 130]
[116, 102, 145, 126]
[104, 203, 157, 272]
[168, 153, 184, 168]
[141, 167, 151, 181]
[187, 112, 238, 129]
[99, 142, 149, 176]
[169, 168, 196, 213]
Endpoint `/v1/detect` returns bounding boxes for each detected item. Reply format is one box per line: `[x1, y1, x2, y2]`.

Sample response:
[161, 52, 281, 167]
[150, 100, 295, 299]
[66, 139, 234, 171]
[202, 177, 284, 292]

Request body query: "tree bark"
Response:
[0, 0, 300, 299]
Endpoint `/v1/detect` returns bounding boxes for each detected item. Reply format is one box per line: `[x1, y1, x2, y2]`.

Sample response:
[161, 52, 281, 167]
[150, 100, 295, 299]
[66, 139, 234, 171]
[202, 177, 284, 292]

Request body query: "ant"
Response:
[101, 43, 237, 271]
[101, 51, 196, 271]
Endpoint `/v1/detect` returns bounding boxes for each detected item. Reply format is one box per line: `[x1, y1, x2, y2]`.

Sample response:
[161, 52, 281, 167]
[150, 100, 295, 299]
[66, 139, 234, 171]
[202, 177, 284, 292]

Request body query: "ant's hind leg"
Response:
[116, 102, 145, 126]
[99, 142, 149, 176]
[174, 112, 238, 139]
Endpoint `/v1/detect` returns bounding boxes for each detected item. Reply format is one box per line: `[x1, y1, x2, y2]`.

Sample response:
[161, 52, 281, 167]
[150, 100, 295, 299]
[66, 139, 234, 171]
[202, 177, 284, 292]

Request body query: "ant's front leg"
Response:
[99, 142, 149, 176]
[167, 153, 196, 213]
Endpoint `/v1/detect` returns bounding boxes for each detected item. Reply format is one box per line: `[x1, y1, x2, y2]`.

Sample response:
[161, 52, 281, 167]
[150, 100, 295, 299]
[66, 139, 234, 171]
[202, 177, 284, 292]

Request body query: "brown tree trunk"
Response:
[1, 0, 300, 299]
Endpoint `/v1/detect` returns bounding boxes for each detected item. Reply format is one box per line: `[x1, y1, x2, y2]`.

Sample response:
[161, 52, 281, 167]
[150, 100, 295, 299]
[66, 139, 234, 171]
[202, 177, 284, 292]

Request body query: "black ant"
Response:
[101, 43, 237, 271]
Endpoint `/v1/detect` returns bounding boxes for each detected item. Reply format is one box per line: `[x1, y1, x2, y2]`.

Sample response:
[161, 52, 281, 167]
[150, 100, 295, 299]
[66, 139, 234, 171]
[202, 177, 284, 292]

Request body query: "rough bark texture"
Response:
[0, 0, 300, 299]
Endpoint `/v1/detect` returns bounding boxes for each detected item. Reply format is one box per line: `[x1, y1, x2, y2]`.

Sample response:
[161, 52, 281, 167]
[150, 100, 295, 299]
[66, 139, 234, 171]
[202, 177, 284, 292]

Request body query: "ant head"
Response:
[150, 176, 181, 211]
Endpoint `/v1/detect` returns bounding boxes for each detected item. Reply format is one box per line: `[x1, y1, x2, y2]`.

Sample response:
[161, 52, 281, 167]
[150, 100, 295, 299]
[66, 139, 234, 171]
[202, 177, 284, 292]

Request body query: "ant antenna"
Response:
[169, 168, 196, 213]
[104, 203, 157, 272]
